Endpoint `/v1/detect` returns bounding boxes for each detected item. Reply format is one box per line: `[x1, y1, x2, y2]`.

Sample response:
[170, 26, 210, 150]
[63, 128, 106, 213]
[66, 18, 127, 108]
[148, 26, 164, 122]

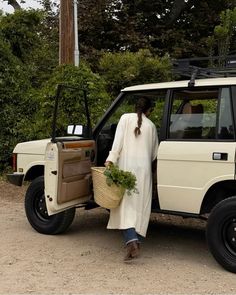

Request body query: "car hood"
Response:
[13, 139, 51, 155]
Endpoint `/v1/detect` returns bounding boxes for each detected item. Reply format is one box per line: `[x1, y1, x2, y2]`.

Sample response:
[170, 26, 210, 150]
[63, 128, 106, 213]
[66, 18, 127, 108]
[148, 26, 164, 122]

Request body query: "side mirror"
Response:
[67, 125, 84, 136]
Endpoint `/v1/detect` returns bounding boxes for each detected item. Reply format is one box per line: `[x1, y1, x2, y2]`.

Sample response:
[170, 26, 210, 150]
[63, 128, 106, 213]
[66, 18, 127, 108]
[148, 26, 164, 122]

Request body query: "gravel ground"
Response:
[0, 180, 236, 294]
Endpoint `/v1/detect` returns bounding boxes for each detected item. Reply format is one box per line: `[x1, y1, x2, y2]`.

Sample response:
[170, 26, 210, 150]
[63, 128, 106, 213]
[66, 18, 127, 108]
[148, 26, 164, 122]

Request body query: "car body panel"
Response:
[157, 141, 236, 213]
[122, 77, 236, 92]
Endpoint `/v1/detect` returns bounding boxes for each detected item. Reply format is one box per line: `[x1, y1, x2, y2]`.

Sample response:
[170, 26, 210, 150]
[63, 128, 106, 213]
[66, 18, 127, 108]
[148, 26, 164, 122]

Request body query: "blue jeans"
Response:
[122, 228, 143, 245]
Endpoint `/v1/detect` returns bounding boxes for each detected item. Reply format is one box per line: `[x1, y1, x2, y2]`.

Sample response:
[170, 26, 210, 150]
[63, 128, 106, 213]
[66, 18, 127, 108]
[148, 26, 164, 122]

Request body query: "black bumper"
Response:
[7, 173, 24, 186]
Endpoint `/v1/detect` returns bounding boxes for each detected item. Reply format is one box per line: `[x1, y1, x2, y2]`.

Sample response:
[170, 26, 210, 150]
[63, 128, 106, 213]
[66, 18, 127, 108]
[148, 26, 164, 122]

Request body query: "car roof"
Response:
[122, 77, 236, 92]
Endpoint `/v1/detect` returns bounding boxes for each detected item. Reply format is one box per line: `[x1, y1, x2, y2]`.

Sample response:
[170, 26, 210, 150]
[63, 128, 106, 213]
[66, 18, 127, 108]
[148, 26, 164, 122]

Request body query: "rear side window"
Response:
[168, 87, 234, 140]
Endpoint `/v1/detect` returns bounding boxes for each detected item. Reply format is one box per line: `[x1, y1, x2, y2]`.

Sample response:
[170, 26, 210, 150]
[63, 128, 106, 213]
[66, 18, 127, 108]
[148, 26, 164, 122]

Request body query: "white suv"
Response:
[7, 77, 236, 273]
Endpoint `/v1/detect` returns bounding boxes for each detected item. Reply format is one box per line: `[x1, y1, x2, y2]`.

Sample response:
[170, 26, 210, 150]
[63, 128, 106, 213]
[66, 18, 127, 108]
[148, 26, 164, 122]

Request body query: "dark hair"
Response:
[134, 97, 153, 137]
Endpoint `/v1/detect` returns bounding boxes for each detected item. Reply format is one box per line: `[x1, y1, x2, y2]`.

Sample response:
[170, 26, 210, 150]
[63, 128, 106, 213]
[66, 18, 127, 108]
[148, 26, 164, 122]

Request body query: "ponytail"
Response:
[134, 97, 152, 137]
[134, 111, 142, 137]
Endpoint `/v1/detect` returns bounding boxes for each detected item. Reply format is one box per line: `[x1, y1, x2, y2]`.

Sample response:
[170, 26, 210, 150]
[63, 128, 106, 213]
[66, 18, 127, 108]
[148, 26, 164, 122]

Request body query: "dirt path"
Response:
[0, 180, 236, 294]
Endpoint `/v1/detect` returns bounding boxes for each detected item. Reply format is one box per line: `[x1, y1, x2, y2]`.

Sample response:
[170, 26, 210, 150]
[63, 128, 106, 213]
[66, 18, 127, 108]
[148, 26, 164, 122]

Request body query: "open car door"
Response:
[45, 139, 95, 215]
[44, 85, 95, 215]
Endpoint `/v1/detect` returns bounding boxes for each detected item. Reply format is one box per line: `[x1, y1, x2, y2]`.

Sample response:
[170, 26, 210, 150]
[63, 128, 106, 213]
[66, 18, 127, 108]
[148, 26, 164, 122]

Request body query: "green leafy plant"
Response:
[104, 164, 138, 195]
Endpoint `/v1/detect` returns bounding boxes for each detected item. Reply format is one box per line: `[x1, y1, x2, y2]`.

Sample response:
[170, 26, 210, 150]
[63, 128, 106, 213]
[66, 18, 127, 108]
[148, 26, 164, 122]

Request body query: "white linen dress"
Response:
[106, 113, 158, 237]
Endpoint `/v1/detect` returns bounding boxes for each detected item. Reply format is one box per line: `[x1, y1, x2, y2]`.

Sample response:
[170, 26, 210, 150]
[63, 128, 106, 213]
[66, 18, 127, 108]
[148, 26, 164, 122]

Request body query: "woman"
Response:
[105, 97, 158, 261]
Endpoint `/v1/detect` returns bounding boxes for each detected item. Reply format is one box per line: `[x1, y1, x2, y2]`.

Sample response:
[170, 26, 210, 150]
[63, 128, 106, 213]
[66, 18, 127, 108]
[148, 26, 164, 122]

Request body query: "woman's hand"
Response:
[104, 161, 113, 167]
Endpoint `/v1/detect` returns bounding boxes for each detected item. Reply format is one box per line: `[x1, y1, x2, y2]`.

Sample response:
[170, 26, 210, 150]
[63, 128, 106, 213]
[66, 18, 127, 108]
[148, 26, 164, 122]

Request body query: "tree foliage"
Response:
[1, 10, 42, 62]
[207, 8, 236, 67]
[0, 9, 59, 170]
[99, 49, 172, 96]
[77, 0, 235, 60]
[20, 63, 111, 140]
[0, 37, 32, 170]
[0, 9, 59, 86]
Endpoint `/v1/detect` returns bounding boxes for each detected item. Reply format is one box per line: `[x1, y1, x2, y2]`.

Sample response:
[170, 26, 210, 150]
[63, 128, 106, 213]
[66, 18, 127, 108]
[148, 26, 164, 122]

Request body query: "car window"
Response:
[51, 87, 90, 138]
[103, 90, 167, 134]
[168, 88, 219, 140]
[96, 90, 166, 166]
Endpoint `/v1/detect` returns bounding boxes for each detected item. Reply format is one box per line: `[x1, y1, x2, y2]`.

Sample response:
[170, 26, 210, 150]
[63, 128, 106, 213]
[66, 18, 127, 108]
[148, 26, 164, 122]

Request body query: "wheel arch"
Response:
[200, 180, 236, 214]
[24, 165, 44, 182]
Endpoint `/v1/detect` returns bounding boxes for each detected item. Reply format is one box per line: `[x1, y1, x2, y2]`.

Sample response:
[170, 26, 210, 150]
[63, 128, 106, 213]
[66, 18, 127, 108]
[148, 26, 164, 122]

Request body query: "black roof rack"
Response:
[174, 65, 236, 78]
[172, 55, 236, 87]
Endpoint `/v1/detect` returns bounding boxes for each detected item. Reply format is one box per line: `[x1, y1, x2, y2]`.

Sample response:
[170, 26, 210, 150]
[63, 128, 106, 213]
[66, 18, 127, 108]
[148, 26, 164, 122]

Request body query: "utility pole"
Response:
[73, 0, 79, 66]
[59, 0, 74, 65]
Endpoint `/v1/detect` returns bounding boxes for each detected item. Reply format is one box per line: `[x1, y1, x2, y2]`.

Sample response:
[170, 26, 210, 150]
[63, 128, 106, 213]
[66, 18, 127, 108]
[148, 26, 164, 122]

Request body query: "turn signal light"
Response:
[12, 153, 17, 172]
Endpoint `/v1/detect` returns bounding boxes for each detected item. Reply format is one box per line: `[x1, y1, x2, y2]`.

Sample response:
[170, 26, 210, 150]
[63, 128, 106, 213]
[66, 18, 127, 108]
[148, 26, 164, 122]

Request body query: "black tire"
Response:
[206, 196, 236, 273]
[25, 176, 76, 235]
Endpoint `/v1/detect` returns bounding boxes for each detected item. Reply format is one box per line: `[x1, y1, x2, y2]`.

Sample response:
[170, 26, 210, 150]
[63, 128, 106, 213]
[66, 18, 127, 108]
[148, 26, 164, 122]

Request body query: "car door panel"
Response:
[45, 140, 95, 215]
[157, 141, 236, 214]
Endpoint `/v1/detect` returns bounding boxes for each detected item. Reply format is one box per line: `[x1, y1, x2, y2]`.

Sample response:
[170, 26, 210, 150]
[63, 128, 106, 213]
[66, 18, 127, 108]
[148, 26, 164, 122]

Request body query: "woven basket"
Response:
[91, 167, 125, 209]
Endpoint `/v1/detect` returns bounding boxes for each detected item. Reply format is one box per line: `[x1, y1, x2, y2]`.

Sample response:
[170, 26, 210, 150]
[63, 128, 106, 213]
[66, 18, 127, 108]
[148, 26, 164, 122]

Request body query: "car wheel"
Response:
[206, 196, 236, 273]
[25, 176, 75, 234]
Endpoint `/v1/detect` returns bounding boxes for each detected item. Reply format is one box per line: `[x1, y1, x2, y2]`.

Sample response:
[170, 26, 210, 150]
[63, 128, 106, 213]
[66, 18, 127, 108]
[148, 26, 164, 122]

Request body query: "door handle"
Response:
[51, 170, 57, 175]
[212, 152, 228, 161]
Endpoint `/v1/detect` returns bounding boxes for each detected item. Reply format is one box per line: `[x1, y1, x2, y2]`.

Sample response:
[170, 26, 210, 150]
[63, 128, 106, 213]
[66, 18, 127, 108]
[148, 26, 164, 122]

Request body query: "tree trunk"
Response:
[7, 0, 21, 10]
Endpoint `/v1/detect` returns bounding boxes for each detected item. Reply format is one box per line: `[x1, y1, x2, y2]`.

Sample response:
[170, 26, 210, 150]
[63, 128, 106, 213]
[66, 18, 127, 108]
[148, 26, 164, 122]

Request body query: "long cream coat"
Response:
[106, 113, 158, 237]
